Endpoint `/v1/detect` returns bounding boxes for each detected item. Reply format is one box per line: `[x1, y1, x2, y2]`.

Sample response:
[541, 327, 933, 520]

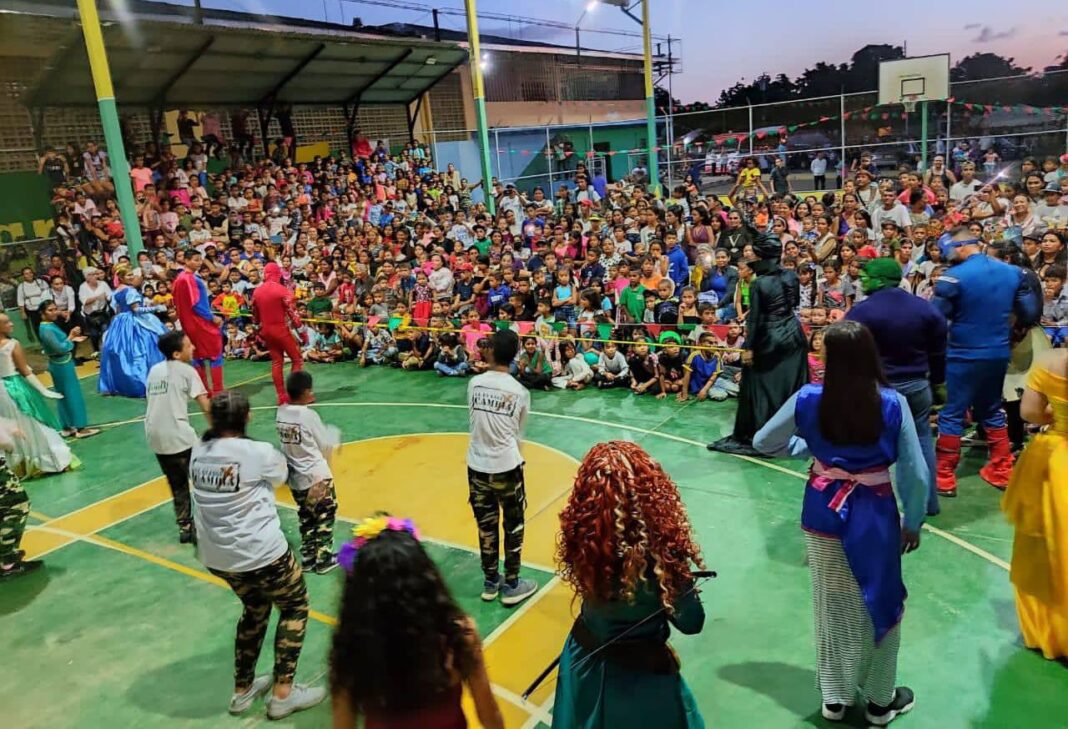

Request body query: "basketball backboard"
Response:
[878, 54, 950, 106]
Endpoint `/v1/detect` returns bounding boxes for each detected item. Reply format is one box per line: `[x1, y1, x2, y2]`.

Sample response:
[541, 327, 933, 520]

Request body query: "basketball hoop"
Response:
[902, 94, 919, 114]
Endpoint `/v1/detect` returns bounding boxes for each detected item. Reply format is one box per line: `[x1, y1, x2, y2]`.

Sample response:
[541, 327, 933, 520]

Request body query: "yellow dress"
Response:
[1002, 359, 1068, 660]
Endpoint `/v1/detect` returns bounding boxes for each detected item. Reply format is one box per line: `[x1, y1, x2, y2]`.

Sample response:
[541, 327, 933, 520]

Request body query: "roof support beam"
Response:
[344, 48, 413, 106]
[152, 36, 215, 107]
[406, 93, 425, 143]
[343, 102, 360, 152]
[260, 43, 326, 106]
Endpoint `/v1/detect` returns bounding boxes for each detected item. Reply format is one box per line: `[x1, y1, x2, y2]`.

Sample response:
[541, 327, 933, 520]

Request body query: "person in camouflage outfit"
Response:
[208, 551, 309, 690]
[0, 419, 43, 580]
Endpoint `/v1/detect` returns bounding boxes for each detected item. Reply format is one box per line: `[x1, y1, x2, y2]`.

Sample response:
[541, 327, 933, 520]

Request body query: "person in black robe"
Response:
[708, 220, 807, 456]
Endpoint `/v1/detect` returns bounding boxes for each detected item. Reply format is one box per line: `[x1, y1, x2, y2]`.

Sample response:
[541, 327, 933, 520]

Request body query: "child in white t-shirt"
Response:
[275, 370, 340, 574]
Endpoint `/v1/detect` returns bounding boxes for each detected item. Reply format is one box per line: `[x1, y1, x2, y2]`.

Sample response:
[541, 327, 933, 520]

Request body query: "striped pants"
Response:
[806, 532, 899, 707]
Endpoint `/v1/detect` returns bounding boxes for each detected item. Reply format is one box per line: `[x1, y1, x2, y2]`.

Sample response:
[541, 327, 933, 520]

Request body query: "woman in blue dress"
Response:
[98, 265, 167, 398]
[552, 440, 706, 729]
[754, 320, 927, 727]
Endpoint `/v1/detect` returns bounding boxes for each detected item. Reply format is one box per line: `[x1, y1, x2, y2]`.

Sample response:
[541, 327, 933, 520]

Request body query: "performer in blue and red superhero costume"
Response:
[252, 262, 303, 405]
[933, 227, 1042, 496]
[173, 249, 225, 396]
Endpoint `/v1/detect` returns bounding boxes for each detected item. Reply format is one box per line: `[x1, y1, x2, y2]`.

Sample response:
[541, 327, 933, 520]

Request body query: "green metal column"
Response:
[641, 0, 660, 197]
[76, 0, 143, 255]
[464, 0, 496, 215]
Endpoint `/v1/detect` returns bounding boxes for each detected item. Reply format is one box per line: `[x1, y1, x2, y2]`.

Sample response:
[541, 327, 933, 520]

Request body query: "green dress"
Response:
[38, 322, 87, 430]
[552, 583, 705, 728]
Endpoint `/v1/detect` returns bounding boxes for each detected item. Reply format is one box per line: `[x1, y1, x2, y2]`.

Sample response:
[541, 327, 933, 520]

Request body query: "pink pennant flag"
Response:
[517, 321, 534, 335]
[367, 316, 380, 327]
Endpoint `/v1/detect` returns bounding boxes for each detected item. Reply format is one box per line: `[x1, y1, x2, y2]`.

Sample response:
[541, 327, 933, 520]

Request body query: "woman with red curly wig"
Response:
[552, 440, 706, 728]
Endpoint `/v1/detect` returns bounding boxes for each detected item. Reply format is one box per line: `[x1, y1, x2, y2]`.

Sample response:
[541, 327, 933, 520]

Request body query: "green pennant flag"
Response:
[388, 317, 403, 331]
[788, 125, 798, 132]
[553, 321, 568, 333]
[494, 320, 511, 331]
[677, 324, 696, 333]
[597, 323, 614, 341]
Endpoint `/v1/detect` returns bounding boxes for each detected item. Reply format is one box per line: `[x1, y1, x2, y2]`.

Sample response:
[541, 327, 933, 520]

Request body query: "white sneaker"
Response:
[228, 675, 271, 715]
[265, 684, 327, 720]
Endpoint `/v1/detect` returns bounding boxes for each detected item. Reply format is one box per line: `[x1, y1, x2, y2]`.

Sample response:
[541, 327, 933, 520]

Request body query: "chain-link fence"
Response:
[425, 69, 1068, 200]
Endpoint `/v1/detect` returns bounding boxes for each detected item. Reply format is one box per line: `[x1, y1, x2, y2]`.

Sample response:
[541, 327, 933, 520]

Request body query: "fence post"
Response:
[839, 93, 846, 189]
[546, 125, 554, 195]
[430, 129, 439, 171]
[747, 103, 754, 157]
[495, 128, 504, 186]
[945, 101, 952, 152]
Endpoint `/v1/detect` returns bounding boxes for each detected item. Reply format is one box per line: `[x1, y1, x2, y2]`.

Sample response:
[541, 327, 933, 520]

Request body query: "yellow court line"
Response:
[67, 400, 1012, 573]
[28, 521, 542, 726]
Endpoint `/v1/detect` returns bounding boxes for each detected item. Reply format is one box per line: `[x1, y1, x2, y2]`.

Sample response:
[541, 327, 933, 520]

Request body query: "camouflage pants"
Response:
[155, 450, 192, 533]
[209, 551, 308, 687]
[291, 480, 337, 564]
[468, 465, 527, 583]
[0, 458, 29, 563]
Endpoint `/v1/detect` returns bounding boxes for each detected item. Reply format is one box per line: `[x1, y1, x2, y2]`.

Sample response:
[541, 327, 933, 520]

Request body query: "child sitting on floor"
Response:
[360, 326, 397, 366]
[434, 332, 469, 377]
[308, 323, 343, 363]
[627, 340, 661, 397]
[655, 331, 687, 400]
[594, 340, 631, 389]
[224, 321, 248, 359]
[517, 335, 553, 390]
[552, 341, 594, 390]
[680, 331, 739, 402]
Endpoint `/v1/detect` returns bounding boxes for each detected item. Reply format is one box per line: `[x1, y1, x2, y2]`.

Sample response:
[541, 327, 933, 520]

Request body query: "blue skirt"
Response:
[98, 312, 166, 398]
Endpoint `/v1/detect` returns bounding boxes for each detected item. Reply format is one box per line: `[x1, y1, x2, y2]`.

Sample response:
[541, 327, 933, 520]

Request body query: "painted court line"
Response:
[28, 522, 544, 722]
[61, 400, 1012, 573]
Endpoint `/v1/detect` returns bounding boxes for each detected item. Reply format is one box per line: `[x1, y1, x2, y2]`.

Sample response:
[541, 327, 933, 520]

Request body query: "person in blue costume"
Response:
[755, 321, 927, 727]
[37, 301, 99, 439]
[552, 440, 706, 729]
[932, 227, 1042, 496]
[98, 265, 167, 398]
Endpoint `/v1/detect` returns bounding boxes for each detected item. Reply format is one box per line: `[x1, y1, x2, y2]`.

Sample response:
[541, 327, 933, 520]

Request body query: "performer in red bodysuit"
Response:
[173, 250, 225, 396]
[252, 262, 303, 405]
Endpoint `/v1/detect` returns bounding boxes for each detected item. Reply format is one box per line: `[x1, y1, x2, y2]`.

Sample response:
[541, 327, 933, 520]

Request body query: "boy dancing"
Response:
[145, 331, 211, 543]
[276, 371, 339, 574]
[466, 330, 537, 606]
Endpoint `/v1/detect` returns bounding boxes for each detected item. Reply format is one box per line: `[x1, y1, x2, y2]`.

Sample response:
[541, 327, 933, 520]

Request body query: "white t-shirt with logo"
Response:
[191, 437, 289, 572]
[466, 370, 529, 474]
[144, 360, 207, 455]
[275, 403, 338, 491]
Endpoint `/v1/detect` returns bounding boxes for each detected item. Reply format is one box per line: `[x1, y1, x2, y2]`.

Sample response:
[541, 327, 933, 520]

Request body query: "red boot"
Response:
[979, 426, 1014, 491]
[936, 433, 961, 497]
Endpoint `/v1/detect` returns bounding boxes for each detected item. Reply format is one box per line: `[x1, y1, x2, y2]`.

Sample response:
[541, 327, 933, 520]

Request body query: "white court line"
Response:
[84, 400, 1012, 573]
[521, 694, 556, 729]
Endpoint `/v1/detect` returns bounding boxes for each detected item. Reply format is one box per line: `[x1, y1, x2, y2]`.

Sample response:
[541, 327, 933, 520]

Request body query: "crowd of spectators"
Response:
[11, 119, 1068, 403]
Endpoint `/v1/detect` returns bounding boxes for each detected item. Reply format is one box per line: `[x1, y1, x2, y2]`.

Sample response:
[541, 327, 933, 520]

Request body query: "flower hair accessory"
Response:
[337, 516, 421, 572]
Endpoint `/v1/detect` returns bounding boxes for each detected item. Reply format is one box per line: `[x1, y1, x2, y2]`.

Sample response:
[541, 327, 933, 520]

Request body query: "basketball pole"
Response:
[920, 100, 929, 172]
[76, 0, 143, 256]
[463, 0, 496, 215]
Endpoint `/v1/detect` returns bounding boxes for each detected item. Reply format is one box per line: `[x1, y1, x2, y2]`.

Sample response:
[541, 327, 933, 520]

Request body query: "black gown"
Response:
[710, 262, 808, 455]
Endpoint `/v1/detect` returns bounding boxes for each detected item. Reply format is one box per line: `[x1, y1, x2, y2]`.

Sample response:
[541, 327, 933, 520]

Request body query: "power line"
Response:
[340, 0, 669, 43]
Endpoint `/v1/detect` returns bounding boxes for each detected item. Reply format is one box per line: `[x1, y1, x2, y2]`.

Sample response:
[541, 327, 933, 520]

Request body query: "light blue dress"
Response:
[98, 287, 166, 398]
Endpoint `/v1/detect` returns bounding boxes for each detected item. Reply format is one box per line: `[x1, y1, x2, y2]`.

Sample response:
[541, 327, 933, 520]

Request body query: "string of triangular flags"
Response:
[492, 98, 1068, 156]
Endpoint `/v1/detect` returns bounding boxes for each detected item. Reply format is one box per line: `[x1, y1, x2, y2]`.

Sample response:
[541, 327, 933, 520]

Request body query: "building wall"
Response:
[485, 100, 645, 128]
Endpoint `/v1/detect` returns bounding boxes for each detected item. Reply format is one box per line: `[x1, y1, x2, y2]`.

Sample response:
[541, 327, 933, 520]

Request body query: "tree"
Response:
[845, 44, 905, 91]
[950, 53, 1030, 82]
[654, 85, 683, 115]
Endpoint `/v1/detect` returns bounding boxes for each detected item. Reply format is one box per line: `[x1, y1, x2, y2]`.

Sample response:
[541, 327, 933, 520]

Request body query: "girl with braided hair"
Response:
[552, 440, 707, 729]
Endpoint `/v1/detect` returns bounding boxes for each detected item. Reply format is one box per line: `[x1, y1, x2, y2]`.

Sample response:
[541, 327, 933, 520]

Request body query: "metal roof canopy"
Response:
[3, 3, 469, 110]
